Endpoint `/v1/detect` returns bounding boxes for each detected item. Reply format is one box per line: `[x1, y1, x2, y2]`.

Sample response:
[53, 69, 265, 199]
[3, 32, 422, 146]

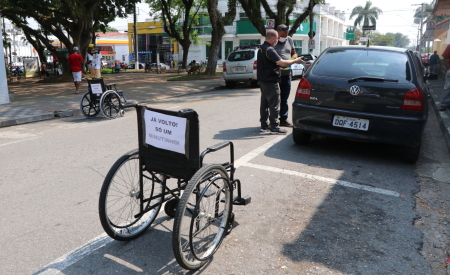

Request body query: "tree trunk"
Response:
[180, 40, 191, 70]
[205, 30, 224, 75]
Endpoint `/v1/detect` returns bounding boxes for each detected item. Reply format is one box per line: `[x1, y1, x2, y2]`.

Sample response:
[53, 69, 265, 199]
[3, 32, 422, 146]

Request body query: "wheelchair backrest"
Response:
[87, 78, 106, 95]
[136, 106, 200, 180]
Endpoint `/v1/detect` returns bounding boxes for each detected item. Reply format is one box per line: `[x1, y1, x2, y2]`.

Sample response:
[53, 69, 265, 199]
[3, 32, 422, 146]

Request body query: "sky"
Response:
[326, 0, 428, 45]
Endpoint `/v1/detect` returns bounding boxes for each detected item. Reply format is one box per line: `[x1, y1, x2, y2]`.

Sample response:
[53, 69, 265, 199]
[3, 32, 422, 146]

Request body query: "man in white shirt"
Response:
[88, 48, 103, 78]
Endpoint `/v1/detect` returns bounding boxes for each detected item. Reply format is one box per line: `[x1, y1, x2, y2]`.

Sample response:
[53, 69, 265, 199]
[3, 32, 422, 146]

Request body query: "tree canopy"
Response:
[146, 0, 206, 69]
[350, 1, 382, 36]
[0, 0, 138, 72]
[238, 0, 323, 37]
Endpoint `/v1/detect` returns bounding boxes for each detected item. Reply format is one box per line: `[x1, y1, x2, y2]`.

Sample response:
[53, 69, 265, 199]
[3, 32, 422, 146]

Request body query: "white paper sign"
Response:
[144, 110, 187, 154]
[91, 83, 103, 94]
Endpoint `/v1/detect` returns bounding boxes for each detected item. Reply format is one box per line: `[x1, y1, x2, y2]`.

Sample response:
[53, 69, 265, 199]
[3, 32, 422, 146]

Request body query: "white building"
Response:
[3, 21, 37, 66]
[181, 0, 347, 64]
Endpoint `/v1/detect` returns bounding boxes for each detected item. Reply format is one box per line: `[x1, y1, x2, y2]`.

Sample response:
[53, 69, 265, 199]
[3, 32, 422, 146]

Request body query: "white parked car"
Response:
[291, 54, 317, 79]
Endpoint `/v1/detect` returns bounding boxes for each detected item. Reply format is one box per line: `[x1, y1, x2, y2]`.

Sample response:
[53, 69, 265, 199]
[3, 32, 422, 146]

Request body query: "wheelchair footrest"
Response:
[232, 195, 251, 206]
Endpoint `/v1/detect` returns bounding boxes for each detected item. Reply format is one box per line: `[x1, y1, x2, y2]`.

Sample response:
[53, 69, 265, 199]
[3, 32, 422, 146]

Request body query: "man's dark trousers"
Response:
[259, 81, 280, 129]
[279, 74, 291, 122]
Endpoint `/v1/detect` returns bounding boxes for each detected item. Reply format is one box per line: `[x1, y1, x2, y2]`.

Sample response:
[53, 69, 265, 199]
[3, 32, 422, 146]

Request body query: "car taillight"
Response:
[253, 60, 257, 70]
[402, 88, 423, 111]
[296, 77, 311, 99]
[223, 62, 226, 72]
[305, 62, 311, 68]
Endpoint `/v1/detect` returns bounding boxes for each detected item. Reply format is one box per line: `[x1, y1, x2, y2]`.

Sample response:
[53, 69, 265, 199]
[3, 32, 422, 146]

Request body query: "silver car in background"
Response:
[223, 44, 259, 89]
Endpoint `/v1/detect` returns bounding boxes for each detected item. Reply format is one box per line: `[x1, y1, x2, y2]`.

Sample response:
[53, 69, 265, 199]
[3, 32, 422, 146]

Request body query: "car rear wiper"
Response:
[348, 76, 399, 83]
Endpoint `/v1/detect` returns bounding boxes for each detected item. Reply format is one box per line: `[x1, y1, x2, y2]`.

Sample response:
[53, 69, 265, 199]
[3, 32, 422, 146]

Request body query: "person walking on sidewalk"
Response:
[67, 46, 84, 94]
[429, 51, 439, 75]
[257, 29, 305, 134]
[440, 45, 450, 111]
[274, 24, 297, 127]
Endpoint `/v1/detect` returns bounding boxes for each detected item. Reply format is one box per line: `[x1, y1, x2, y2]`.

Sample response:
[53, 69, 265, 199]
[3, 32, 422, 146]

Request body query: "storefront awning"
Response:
[100, 51, 116, 56]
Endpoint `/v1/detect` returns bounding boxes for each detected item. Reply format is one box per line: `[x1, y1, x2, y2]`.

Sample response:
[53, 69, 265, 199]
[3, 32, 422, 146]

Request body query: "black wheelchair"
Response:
[79, 78, 128, 119]
[98, 103, 251, 270]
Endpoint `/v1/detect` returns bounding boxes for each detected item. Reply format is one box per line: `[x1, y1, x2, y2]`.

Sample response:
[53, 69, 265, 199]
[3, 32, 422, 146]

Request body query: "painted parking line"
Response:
[33, 133, 399, 274]
[242, 162, 400, 197]
[32, 233, 112, 275]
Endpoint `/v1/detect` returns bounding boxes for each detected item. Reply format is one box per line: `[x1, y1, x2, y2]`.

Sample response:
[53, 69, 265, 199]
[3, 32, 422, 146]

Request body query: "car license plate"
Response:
[332, 115, 369, 131]
[233, 66, 246, 72]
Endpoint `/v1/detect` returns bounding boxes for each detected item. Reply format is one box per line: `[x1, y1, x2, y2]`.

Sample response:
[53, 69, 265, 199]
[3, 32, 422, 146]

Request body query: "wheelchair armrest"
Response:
[105, 83, 117, 90]
[207, 141, 231, 152]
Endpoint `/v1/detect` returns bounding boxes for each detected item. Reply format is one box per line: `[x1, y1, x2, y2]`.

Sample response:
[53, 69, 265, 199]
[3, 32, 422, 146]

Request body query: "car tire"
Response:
[226, 81, 236, 89]
[293, 128, 311, 145]
[250, 80, 259, 87]
[401, 143, 421, 164]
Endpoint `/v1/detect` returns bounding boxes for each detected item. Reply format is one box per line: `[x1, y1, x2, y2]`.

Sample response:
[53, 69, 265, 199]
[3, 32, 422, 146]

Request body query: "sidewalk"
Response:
[427, 77, 450, 153]
[0, 72, 225, 128]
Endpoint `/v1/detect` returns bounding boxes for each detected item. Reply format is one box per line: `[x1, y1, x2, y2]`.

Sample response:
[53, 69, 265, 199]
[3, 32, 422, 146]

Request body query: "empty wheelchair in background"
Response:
[98, 104, 251, 270]
[79, 78, 128, 119]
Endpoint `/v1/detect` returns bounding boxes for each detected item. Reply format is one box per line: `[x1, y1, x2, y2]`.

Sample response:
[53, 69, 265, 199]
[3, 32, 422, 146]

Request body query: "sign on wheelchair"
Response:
[98, 102, 251, 270]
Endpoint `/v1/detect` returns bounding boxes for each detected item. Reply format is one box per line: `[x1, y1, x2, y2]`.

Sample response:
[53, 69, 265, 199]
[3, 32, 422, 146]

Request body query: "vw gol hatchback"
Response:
[292, 46, 428, 163]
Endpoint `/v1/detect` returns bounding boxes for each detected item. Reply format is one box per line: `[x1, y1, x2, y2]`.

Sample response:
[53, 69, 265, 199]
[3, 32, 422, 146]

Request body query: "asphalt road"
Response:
[0, 81, 442, 274]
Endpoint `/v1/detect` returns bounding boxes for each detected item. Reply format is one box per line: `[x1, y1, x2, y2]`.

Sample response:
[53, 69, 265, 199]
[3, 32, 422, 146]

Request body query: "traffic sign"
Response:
[308, 39, 315, 49]
[426, 20, 436, 30]
[346, 32, 355, 40]
[266, 19, 275, 29]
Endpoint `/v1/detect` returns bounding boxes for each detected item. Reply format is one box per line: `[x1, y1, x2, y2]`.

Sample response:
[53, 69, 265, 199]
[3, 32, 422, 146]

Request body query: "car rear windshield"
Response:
[228, 50, 255, 61]
[311, 49, 412, 83]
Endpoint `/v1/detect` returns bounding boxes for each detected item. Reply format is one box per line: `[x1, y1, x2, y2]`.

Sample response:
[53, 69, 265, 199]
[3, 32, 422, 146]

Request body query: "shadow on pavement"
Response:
[260, 135, 429, 274]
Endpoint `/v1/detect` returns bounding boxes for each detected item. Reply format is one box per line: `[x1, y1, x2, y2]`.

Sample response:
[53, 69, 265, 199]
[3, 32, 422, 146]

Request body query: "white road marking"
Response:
[0, 137, 40, 147]
[242, 162, 400, 197]
[34, 134, 400, 273]
[32, 233, 112, 275]
[234, 135, 286, 168]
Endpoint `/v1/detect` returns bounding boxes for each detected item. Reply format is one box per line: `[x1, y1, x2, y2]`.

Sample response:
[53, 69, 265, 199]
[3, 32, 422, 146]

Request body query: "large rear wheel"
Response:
[80, 92, 100, 118]
[172, 164, 232, 270]
[99, 149, 163, 241]
[100, 90, 121, 119]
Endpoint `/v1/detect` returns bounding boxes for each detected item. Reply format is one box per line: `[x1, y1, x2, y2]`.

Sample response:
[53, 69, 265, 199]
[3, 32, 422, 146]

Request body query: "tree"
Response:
[0, 0, 139, 74]
[204, 0, 236, 75]
[387, 32, 410, 48]
[349, 1, 382, 37]
[368, 32, 393, 46]
[237, 0, 323, 37]
[146, 0, 206, 69]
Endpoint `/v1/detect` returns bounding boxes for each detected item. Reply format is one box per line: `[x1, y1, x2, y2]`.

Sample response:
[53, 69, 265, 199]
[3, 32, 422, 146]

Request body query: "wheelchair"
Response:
[79, 78, 128, 119]
[98, 103, 251, 270]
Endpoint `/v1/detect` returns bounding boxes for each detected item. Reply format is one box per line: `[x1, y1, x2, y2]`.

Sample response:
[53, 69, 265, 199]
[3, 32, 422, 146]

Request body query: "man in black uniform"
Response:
[258, 29, 305, 134]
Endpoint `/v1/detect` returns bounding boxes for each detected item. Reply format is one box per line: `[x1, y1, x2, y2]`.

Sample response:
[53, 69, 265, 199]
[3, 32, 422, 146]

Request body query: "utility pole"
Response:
[133, 3, 139, 70]
[412, 3, 425, 53]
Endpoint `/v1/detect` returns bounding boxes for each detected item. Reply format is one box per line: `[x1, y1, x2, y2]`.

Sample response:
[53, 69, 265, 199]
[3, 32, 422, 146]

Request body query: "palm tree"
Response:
[350, 1, 383, 37]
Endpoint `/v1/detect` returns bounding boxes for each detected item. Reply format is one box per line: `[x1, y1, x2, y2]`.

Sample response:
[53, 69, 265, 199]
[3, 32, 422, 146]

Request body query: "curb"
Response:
[0, 85, 224, 128]
[429, 84, 450, 154]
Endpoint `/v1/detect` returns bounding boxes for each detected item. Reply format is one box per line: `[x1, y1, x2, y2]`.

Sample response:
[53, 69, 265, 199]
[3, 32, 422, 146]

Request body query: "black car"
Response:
[292, 46, 429, 163]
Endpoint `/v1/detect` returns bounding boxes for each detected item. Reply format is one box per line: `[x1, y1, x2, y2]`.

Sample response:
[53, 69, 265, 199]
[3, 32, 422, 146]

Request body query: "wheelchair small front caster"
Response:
[164, 199, 178, 217]
[120, 110, 125, 117]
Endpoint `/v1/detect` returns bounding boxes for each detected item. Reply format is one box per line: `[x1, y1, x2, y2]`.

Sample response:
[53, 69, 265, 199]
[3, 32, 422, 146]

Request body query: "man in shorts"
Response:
[67, 46, 84, 93]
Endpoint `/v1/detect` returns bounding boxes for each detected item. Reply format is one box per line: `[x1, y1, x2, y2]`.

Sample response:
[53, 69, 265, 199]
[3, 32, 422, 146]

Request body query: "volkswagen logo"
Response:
[349, 85, 362, 96]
